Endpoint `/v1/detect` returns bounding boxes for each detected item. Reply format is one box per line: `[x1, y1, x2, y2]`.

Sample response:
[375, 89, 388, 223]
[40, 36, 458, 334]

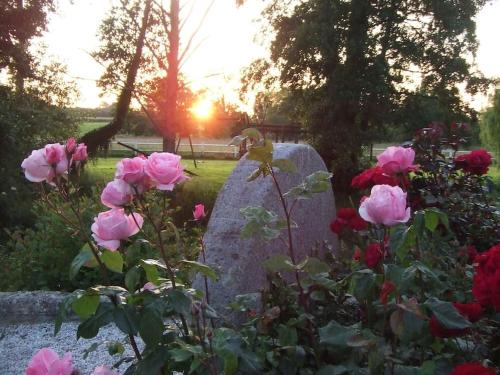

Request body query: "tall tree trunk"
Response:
[80, 0, 152, 155]
[163, 0, 180, 153]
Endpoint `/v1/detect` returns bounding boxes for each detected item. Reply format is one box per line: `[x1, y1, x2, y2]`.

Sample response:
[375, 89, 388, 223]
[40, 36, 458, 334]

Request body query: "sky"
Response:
[40, 0, 500, 110]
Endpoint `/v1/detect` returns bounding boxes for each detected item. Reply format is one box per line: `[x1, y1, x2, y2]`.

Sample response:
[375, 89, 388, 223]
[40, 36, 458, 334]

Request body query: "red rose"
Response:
[365, 243, 383, 269]
[453, 302, 483, 323]
[429, 315, 468, 338]
[380, 281, 396, 305]
[351, 166, 398, 190]
[353, 248, 362, 262]
[330, 218, 346, 234]
[472, 245, 500, 311]
[451, 363, 496, 375]
[330, 208, 368, 234]
[350, 216, 368, 231]
[455, 149, 492, 175]
[337, 208, 357, 219]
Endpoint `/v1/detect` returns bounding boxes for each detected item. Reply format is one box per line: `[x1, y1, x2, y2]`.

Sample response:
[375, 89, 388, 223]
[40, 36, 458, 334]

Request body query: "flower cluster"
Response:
[429, 302, 483, 338]
[26, 348, 120, 375]
[93, 152, 188, 251]
[451, 362, 496, 375]
[333, 146, 413, 236]
[21, 138, 87, 183]
[329, 208, 367, 234]
[454, 149, 492, 175]
[472, 245, 500, 311]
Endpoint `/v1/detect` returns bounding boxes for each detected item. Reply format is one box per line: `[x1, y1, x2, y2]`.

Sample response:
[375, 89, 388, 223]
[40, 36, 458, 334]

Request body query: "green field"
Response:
[86, 157, 237, 185]
[79, 121, 107, 136]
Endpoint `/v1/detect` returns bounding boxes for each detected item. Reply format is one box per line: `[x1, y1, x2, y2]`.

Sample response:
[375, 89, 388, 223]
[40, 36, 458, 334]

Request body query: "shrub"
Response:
[20, 129, 499, 374]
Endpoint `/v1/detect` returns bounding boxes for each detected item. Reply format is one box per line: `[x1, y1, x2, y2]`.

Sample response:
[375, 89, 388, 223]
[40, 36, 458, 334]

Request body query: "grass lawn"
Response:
[86, 157, 237, 186]
[79, 121, 107, 136]
[85, 157, 238, 222]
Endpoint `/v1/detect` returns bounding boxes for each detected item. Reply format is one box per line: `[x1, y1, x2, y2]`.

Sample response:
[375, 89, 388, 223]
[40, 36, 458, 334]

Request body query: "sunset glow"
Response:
[191, 99, 213, 120]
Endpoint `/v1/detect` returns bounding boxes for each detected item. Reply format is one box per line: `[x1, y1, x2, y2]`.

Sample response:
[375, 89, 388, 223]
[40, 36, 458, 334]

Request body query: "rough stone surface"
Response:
[194, 143, 337, 314]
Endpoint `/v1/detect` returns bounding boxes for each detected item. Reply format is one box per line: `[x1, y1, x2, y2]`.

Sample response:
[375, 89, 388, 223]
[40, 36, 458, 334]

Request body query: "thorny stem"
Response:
[267, 164, 317, 349]
[267, 165, 303, 291]
[135, 191, 190, 336]
[44, 180, 110, 283]
[129, 333, 142, 360]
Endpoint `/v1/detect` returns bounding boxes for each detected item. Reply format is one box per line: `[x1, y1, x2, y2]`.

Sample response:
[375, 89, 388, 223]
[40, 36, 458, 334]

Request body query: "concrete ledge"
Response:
[0, 291, 75, 324]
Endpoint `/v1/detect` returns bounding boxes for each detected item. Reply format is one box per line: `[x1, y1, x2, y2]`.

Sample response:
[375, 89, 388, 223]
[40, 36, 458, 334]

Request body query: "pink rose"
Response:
[26, 348, 73, 375]
[193, 203, 206, 220]
[376, 146, 417, 175]
[101, 179, 134, 208]
[115, 156, 148, 185]
[359, 185, 411, 226]
[142, 282, 156, 291]
[145, 152, 188, 191]
[91, 209, 143, 251]
[21, 149, 53, 182]
[65, 138, 77, 154]
[44, 143, 69, 175]
[73, 143, 88, 162]
[91, 366, 121, 375]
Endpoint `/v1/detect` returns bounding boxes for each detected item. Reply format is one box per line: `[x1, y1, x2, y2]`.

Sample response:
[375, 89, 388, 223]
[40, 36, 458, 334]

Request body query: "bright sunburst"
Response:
[191, 99, 213, 120]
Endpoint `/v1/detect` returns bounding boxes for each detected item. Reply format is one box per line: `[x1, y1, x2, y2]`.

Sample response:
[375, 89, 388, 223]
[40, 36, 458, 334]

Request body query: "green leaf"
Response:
[350, 269, 377, 301]
[247, 139, 273, 164]
[247, 167, 264, 182]
[424, 208, 449, 231]
[69, 245, 95, 280]
[240, 206, 281, 240]
[101, 250, 123, 274]
[125, 266, 141, 292]
[169, 289, 192, 315]
[317, 365, 350, 375]
[425, 297, 472, 329]
[390, 225, 416, 262]
[180, 260, 218, 281]
[77, 303, 114, 339]
[271, 159, 298, 173]
[319, 320, 360, 347]
[284, 171, 332, 199]
[242, 127, 263, 141]
[424, 209, 440, 232]
[54, 293, 79, 335]
[419, 360, 436, 375]
[72, 292, 100, 319]
[298, 257, 330, 275]
[140, 259, 166, 284]
[113, 305, 140, 335]
[83, 343, 99, 360]
[262, 254, 296, 272]
[277, 325, 298, 346]
[107, 341, 125, 356]
[139, 310, 164, 346]
[170, 348, 193, 362]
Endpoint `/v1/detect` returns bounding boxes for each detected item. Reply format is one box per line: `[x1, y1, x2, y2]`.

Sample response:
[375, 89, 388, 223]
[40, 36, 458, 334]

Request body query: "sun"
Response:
[191, 99, 213, 120]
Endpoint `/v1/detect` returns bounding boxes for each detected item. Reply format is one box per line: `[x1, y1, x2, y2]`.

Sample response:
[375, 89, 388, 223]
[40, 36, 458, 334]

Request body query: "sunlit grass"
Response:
[84, 157, 238, 222]
[79, 121, 106, 136]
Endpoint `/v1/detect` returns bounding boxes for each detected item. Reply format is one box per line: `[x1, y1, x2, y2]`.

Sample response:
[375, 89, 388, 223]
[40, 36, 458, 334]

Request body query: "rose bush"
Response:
[20, 129, 499, 374]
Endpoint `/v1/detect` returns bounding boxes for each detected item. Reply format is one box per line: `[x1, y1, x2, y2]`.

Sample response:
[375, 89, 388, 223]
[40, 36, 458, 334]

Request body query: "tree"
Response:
[92, 0, 215, 153]
[81, 0, 152, 154]
[480, 88, 500, 161]
[245, 0, 490, 186]
[0, 0, 55, 92]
